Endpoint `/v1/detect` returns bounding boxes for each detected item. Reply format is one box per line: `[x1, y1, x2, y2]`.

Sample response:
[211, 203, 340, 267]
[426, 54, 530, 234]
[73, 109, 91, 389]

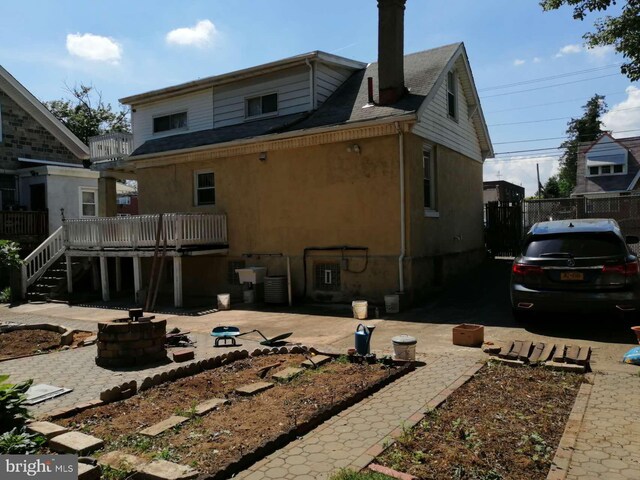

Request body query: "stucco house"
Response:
[24, 0, 493, 308]
[0, 65, 98, 240]
[572, 133, 640, 197]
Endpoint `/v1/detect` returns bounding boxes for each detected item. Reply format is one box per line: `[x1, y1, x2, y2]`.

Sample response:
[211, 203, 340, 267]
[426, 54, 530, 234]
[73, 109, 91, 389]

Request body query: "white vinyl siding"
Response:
[413, 69, 482, 162]
[213, 66, 311, 128]
[316, 64, 353, 106]
[131, 89, 214, 149]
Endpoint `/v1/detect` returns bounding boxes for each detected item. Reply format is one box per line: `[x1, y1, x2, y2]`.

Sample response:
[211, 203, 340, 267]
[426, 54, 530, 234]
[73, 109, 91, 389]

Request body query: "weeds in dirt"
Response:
[175, 403, 198, 419]
[154, 447, 178, 462]
[335, 355, 350, 364]
[329, 468, 394, 480]
[100, 465, 129, 480]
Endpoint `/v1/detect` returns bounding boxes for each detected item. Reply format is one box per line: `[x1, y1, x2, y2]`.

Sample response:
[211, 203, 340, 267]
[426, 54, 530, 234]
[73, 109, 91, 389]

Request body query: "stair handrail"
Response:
[21, 226, 66, 298]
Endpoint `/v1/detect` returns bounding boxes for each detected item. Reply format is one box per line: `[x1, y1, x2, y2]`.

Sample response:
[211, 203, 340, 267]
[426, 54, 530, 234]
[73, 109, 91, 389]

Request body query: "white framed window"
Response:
[153, 111, 187, 134]
[79, 187, 98, 217]
[423, 146, 438, 216]
[446, 71, 458, 120]
[194, 170, 215, 206]
[245, 93, 278, 118]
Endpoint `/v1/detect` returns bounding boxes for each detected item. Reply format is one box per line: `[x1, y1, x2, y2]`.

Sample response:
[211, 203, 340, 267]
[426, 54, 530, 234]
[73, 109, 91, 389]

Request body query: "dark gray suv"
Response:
[511, 219, 640, 320]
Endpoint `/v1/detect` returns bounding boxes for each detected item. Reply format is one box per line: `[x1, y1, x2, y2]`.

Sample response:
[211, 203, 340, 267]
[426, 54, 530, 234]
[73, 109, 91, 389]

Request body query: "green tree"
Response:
[543, 175, 561, 198]
[555, 94, 607, 196]
[540, 0, 640, 81]
[44, 84, 130, 145]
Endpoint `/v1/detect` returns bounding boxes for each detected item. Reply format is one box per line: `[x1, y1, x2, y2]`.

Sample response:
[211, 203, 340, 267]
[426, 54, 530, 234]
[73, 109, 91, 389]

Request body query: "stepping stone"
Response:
[194, 398, 229, 416]
[49, 431, 104, 455]
[301, 355, 331, 369]
[235, 382, 274, 396]
[78, 463, 101, 480]
[27, 421, 68, 439]
[138, 459, 198, 480]
[543, 361, 586, 373]
[98, 450, 149, 473]
[140, 416, 189, 437]
[272, 367, 303, 382]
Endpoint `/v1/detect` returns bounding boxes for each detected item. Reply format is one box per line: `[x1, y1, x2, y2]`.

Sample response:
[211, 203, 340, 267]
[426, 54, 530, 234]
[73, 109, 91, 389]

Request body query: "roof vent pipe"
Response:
[367, 77, 375, 105]
[378, 0, 406, 105]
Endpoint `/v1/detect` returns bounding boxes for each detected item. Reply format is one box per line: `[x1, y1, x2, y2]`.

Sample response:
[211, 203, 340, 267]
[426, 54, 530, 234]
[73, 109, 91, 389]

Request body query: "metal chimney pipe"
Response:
[367, 77, 374, 104]
[378, 0, 406, 105]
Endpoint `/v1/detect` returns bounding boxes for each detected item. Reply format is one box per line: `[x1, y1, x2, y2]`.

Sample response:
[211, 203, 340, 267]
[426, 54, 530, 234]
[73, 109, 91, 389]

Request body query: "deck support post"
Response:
[66, 255, 73, 293]
[133, 256, 142, 305]
[100, 256, 110, 302]
[115, 257, 122, 292]
[91, 258, 100, 291]
[173, 256, 183, 308]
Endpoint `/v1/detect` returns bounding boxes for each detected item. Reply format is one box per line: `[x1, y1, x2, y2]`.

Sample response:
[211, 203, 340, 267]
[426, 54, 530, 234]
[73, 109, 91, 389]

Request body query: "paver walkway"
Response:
[567, 371, 640, 480]
[0, 312, 261, 416]
[235, 354, 483, 480]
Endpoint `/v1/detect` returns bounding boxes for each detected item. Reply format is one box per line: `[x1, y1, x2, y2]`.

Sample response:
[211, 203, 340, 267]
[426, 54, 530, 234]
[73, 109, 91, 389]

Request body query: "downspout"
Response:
[396, 122, 405, 293]
[305, 59, 316, 110]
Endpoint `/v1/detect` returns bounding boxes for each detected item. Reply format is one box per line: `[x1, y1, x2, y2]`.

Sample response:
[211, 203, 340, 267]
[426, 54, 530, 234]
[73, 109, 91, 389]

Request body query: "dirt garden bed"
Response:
[374, 361, 583, 480]
[0, 328, 92, 361]
[56, 353, 410, 478]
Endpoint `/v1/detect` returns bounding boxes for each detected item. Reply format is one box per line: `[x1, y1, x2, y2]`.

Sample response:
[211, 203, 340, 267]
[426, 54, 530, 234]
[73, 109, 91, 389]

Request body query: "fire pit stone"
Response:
[96, 317, 167, 368]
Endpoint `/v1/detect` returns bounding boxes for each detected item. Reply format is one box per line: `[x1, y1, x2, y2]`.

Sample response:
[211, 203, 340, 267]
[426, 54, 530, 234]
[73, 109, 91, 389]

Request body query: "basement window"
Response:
[194, 171, 215, 206]
[246, 93, 278, 118]
[447, 71, 458, 120]
[314, 263, 341, 291]
[153, 111, 187, 133]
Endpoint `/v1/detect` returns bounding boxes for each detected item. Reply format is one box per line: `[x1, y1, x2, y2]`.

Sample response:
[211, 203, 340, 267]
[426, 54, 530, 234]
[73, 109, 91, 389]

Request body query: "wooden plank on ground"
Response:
[518, 341, 533, 361]
[553, 344, 566, 363]
[537, 343, 556, 364]
[576, 346, 591, 366]
[498, 341, 514, 359]
[528, 343, 545, 364]
[565, 345, 580, 364]
[506, 340, 523, 360]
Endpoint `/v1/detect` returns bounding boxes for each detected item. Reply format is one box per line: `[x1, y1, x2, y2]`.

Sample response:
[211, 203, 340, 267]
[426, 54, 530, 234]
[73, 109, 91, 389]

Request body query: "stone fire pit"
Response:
[96, 314, 167, 368]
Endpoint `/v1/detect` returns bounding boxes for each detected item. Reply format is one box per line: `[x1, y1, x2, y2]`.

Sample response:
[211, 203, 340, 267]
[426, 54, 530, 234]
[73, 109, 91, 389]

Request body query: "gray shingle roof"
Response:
[573, 136, 640, 195]
[130, 43, 461, 157]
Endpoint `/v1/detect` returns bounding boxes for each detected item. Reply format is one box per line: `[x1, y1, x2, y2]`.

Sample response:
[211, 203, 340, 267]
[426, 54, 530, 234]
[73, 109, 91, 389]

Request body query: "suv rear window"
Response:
[524, 233, 625, 258]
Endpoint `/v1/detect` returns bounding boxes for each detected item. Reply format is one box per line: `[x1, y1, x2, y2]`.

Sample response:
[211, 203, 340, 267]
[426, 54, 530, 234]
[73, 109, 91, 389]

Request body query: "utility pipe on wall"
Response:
[396, 122, 406, 293]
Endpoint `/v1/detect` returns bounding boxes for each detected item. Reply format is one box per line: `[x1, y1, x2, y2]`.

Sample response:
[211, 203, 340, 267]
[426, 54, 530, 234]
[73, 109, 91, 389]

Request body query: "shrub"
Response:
[0, 375, 33, 433]
[0, 241, 22, 269]
[0, 287, 11, 303]
[0, 428, 45, 454]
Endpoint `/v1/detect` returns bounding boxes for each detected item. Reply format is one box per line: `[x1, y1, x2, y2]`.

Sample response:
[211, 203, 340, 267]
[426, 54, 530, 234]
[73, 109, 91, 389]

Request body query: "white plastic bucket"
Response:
[217, 294, 231, 310]
[392, 334, 417, 361]
[384, 294, 400, 314]
[352, 300, 368, 320]
[243, 290, 255, 304]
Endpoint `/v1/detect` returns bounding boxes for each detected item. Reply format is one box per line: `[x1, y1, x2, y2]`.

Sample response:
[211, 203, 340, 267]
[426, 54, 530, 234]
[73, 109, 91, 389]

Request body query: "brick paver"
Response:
[235, 354, 482, 480]
[0, 312, 261, 417]
[566, 372, 640, 480]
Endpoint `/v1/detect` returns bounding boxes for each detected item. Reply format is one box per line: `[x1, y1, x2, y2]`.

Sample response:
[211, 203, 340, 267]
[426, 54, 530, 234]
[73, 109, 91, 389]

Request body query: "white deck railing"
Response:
[89, 132, 134, 162]
[63, 213, 228, 250]
[21, 226, 66, 294]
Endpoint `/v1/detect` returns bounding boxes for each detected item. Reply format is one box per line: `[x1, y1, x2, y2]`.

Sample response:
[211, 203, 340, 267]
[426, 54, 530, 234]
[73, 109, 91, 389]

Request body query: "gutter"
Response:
[396, 122, 406, 293]
[305, 59, 316, 111]
[128, 113, 417, 162]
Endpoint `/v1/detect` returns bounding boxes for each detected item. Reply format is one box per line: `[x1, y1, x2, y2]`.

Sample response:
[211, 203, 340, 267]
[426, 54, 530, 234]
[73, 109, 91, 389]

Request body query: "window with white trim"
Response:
[446, 71, 457, 120]
[194, 171, 215, 206]
[153, 111, 187, 133]
[246, 93, 278, 118]
[79, 188, 98, 217]
[423, 146, 437, 213]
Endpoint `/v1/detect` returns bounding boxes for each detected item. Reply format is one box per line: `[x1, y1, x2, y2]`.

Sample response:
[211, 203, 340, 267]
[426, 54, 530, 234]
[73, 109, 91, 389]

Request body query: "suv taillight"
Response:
[512, 264, 543, 276]
[602, 260, 639, 277]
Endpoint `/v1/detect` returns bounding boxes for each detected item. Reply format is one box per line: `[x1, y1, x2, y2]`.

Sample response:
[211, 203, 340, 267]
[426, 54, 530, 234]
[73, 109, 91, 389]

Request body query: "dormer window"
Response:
[586, 152, 628, 176]
[153, 111, 187, 133]
[246, 93, 278, 118]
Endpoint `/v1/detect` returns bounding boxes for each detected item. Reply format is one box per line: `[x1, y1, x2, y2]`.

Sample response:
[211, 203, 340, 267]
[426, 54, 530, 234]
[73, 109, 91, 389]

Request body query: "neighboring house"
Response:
[42, 0, 493, 307]
[483, 180, 524, 205]
[116, 182, 138, 216]
[0, 65, 95, 239]
[573, 133, 640, 197]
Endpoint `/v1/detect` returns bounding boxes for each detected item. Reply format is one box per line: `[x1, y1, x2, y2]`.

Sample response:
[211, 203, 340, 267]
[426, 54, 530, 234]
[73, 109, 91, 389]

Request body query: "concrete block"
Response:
[138, 459, 198, 480]
[272, 367, 303, 383]
[49, 432, 104, 455]
[301, 355, 332, 369]
[98, 450, 149, 473]
[27, 421, 68, 439]
[235, 382, 274, 396]
[172, 349, 195, 362]
[194, 398, 229, 416]
[78, 463, 101, 480]
[140, 416, 189, 437]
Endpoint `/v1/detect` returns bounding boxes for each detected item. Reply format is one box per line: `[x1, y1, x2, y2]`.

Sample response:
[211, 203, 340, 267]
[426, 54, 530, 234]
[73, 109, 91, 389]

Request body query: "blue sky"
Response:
[1, 0, 639, 196]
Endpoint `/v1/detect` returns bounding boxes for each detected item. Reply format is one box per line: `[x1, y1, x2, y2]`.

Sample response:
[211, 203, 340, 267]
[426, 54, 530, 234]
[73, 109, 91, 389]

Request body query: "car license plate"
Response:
[560, 271, 584, 281]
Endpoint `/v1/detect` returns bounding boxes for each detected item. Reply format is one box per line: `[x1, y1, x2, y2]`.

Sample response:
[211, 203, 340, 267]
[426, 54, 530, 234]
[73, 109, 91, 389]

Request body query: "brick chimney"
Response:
[377, 0, 406, 105]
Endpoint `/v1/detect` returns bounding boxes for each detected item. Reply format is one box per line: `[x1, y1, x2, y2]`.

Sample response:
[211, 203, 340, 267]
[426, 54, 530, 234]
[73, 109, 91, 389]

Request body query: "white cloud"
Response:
[602, 86, 640, 135]
[586, 45, 614, 59]
[484, 155, 560, 197]
[533, 57, 542, 63]
[166, 20, 218, 48]
[513, 59, 526, 67]
[555, 44, 582, 58]
[66, 33, 122, 64]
